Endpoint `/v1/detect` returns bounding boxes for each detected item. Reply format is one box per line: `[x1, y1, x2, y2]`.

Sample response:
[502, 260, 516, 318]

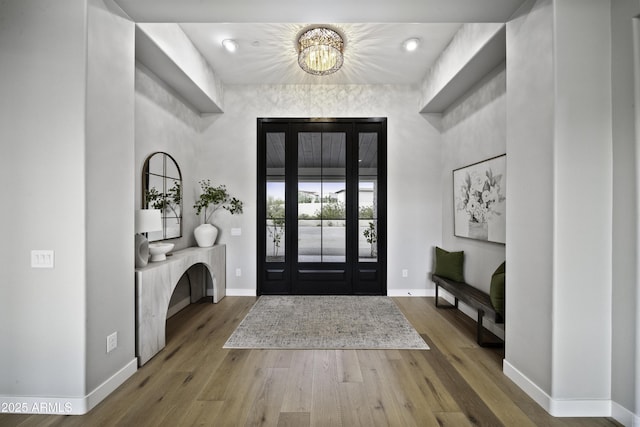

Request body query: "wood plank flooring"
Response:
[0, 296, 621, 427]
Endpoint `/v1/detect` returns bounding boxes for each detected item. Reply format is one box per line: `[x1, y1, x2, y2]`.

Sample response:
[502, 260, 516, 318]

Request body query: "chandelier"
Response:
[297, 27, 344, 76]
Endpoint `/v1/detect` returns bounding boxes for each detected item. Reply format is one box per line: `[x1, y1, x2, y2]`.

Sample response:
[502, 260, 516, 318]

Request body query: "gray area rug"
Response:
[224, 295, 429, 350]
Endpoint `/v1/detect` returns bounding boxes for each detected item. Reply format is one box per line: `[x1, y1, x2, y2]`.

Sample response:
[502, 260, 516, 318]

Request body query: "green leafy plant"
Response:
[297, 191, 316, 203]
[145, 181, 182, 222]
[267, 197, 285, 257]
[363, 221, 377, 257]
[193, 180, 243, 223]
[316, 201, 345, 220]
[359, 205, 374, 220]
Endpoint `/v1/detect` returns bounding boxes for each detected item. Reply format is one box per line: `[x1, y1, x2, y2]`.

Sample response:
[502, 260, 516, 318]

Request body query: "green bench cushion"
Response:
[489, 261, 505, 318]
[434, 247, 465, 283]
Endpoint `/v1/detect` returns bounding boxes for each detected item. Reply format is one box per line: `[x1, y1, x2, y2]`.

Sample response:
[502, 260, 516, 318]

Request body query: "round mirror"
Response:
[142, 152, 182, 241]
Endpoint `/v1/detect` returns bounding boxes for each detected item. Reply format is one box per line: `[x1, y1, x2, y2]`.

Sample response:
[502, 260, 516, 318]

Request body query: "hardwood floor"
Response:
[1, 296, 621, 427]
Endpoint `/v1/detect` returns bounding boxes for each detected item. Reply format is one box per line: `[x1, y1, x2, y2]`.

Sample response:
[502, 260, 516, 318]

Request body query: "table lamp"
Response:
[135, 209, 162, 268]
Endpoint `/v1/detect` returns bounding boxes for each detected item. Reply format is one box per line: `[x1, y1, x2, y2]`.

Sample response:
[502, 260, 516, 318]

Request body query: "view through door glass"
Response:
[258, 118, 386, 295]
[298, 131, 346, 263]
[358, 132, 378, 263]
[266, 132, 286, 263]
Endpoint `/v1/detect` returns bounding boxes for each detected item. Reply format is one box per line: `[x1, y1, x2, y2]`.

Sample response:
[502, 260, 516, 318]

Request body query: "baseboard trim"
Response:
[503, 359, 553, 414]
[226, 288, 257, 296]
[503, 359, 612, 417]
[388, 289, 435, 297]
[612, 401, 640, 426]
[85, 358, 137, 413]
[548, 399, 611, 417]
[0, 358, 137, 415]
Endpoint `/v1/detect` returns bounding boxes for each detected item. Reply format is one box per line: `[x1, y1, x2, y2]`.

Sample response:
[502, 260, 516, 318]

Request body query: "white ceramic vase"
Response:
[194, 223, 218, 247]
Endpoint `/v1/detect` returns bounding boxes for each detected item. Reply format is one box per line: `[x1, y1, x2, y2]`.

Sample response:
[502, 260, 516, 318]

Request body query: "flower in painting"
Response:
[456, 166, 505, 224]
[470, 172, 486, 193]
[467, 198, 478, 212]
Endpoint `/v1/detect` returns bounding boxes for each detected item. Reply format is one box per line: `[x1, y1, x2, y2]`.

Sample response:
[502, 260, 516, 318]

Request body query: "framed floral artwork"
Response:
[453, 154, 506, 244]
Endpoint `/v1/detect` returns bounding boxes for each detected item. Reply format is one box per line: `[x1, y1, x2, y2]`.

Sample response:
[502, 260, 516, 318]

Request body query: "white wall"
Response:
[134, 80, 444, 296]
[505, 0, 555, 396]
[505, 0, 614, 415]
[635, 16, 640, 422]
[552, 0, 612, 403]
[135, 64, 208, 251]
[136, 23, 224, 112]
[440, 64, 506, 292]
[0, 0, 137, 413]
[85, 0, 137, 395]
[134, 64, 214, 306]
[1, 0, 89, 400]
[419, 23, 504, 110]
[4, 0, 635, 419]
[438, 64, 507, 338]
[196, 84, 443, 295]
[611, 0, 639, 420]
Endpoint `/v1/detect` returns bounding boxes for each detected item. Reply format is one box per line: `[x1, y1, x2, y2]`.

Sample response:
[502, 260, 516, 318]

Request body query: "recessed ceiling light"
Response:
[403, 38, 420, 52]
[222, 39, 238, 52]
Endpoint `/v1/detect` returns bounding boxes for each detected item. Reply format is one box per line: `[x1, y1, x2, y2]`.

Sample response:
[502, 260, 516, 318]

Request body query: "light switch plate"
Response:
[31, 250, 54, 268]
[230, 228, 242, 236]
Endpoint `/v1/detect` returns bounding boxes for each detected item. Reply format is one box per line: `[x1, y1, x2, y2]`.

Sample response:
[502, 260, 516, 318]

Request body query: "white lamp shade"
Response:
[135, 209, 162, 234]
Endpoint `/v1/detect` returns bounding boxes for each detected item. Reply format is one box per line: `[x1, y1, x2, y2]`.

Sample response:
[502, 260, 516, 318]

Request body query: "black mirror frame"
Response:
[142, 152, 183, 242]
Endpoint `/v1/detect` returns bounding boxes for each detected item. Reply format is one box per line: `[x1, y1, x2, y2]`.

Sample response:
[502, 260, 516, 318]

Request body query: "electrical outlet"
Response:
[235, 268, 242, 277]
[106, 332, 117, 353]
[402, 269, 408, 278]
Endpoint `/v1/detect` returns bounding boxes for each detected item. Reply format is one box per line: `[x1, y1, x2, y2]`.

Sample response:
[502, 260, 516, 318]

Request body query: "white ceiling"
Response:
[179, 23, 462, 85]
[114, 0, 525, 86]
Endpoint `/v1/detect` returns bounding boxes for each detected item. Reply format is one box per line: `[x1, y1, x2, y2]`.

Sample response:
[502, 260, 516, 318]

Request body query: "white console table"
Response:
[135, 245, 226, 366]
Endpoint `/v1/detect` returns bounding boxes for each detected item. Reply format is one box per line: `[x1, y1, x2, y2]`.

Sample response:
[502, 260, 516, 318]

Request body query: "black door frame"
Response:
[257, 118, 387, 295]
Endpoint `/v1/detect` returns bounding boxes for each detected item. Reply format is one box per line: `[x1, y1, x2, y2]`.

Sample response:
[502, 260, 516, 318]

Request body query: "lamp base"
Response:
[135, 233, 149, 268]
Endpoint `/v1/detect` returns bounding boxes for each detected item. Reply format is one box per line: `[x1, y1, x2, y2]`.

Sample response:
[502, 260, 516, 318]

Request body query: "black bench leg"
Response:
[435, 284, 458, 309]
[476, 310, 484, 344]
[477, 309, 504, 348]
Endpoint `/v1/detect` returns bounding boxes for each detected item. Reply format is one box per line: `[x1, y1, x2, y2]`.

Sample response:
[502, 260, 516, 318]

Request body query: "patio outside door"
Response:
[257, 118, 387, 295]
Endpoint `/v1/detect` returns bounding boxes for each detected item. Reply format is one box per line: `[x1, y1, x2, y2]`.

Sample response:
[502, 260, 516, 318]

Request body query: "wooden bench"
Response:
[432, 274, 504, 347]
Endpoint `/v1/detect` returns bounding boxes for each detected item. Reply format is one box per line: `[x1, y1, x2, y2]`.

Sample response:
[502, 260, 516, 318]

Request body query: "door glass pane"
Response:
[359, 133, 378, 262]
[298, 132, 346, 262]
[266, 133, 286, 262]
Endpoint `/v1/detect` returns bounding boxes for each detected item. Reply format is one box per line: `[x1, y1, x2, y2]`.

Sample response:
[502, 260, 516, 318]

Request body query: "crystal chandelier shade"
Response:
[297, 27, 344, 76]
